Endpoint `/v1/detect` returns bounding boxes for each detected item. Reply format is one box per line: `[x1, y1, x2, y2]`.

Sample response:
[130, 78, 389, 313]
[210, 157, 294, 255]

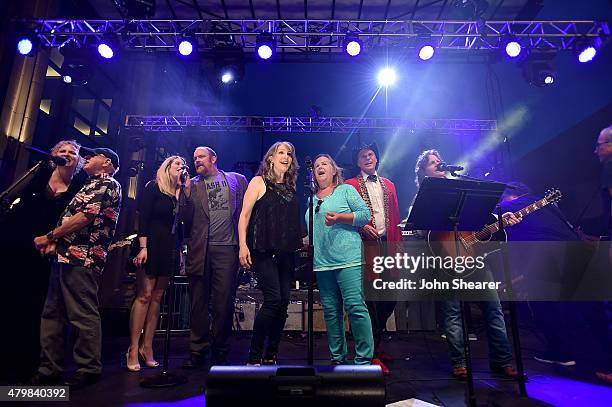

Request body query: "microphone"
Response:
[304, 156, 313, 169]
[437, 162, 464, 173]
[25, 145, 67, 166]
[179, 165, 189, 182]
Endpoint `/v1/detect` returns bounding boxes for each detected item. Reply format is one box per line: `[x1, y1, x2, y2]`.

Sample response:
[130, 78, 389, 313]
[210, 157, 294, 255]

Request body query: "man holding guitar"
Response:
[414, 149, 521, 380]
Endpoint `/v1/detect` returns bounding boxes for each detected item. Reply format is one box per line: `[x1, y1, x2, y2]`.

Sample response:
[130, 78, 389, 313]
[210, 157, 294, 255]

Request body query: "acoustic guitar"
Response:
[427, 189, 562, 257]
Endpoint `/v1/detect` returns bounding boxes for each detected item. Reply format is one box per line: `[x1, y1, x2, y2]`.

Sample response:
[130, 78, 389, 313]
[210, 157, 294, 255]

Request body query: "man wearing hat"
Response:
[31, 147, 122, 389]
[345, 142, 401, 375]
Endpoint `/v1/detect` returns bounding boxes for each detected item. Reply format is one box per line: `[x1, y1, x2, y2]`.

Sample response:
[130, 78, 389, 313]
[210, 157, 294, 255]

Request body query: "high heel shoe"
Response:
[138, 347, 160, 368]
[126, 348, 140, 372]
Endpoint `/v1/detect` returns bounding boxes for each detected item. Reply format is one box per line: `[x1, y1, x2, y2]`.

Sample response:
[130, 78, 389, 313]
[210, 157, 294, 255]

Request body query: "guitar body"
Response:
[426, 189, 562, 258]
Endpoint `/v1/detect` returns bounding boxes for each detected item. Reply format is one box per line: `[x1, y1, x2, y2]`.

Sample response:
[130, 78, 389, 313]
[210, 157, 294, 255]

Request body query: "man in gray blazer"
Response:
[182, 146, 247, 367]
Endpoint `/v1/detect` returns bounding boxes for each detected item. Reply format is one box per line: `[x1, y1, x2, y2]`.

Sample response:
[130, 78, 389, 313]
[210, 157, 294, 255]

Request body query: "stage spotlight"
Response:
[418, 45, 435, 61]
[60, 41, 93, 86]
[500, 36, 525, 60]
[256, 33, 275, 60]
[505, 41, 521, 58]
[17, 38, 34, 56]
[97, 43, 114, 59]
[344, 33, 362, 57]
[177, 35, 197, 56]
[16, 31, 37, 56]
[574, 37, 601, 63]
[521, 56, 556, 87]
[221, 71, 233, 83]
[377, 68, 397, 87]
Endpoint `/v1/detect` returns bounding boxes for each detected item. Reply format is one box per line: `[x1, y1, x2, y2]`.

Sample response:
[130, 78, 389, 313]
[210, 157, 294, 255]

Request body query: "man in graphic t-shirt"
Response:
[182, 147, 247, 367]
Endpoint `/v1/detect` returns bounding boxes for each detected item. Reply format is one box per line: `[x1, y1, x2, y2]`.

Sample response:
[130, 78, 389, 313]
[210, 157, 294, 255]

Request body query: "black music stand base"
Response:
[140, 371, 188, 388]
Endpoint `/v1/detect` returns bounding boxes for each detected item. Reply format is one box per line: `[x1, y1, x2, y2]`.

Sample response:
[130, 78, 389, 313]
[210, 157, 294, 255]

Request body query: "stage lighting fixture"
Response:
[451, 0, 489, 20]
[344, 33, 362, 57]
[418, 45, 435, 61]
[574, 37, 601, 63]
[60, 42, 93, 86]
[256, 33, 275, 60]
[415, 34, 436, 61]
[121, 0, 156, 18]
[521, 56, 556, 87]
[97, 33, 120, 60]
[16, 31, 37, 56]
[377, 68, 397, 87]
[177, 35, 197, 56]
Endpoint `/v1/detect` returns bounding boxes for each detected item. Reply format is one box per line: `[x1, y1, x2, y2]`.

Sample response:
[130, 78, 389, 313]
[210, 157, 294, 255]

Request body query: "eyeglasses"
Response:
[315, 199, 323, 214]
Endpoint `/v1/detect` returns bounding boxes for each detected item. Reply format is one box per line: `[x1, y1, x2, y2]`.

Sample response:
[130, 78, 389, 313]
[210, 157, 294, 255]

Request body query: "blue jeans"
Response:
[316, 266, 374, 365]
[443, 300, 513, 368]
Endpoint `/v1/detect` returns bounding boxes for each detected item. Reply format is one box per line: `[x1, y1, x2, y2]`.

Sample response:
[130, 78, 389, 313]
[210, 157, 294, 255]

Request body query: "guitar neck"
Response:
[475, 197, 551, 239]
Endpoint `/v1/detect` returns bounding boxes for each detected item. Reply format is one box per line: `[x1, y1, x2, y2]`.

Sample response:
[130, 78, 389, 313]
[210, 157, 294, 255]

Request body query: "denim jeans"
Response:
[443, 300, 513, 368]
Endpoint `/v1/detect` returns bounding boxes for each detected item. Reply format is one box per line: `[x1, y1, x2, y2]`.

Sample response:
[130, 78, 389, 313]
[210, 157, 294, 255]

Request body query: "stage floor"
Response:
[25, 325, 612, 407]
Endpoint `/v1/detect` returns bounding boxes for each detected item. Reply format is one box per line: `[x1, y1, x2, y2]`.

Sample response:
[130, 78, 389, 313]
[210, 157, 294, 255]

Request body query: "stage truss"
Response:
[124, 115, 497, 134]
[28, 19, 609, 53]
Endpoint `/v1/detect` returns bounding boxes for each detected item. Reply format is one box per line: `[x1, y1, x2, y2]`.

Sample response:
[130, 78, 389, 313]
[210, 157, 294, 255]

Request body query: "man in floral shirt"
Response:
[31, 147, 121, 389]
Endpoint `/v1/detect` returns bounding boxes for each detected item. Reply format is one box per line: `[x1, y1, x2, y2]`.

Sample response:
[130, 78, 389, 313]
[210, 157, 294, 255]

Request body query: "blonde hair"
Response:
[313, 154, 344, 192]
[50, 139, 84, 173]
[156, 155, 186, 197]
[257, 141, 299, 189]
[414, 149, 442, 187]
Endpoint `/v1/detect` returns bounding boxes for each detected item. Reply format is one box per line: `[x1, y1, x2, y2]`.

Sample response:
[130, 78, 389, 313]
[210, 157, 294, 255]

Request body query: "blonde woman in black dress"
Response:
[127, 155, 190, 371]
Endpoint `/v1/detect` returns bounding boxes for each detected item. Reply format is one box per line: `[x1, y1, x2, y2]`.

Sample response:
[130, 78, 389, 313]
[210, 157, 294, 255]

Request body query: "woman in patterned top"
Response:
[127, 155, 190, 371]
[306, 154, 374, 365]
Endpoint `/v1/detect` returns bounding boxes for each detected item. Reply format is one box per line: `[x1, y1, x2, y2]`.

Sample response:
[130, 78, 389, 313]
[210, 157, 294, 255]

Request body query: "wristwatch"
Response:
[46, 230, 56, 241]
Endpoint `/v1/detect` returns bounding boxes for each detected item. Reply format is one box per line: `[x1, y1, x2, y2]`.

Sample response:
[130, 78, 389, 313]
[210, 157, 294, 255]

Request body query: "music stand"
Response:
[405, 176, 506, 407]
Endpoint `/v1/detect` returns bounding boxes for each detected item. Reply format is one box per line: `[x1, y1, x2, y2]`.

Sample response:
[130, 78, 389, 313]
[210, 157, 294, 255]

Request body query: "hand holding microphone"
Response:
[436, 162, 464, 173]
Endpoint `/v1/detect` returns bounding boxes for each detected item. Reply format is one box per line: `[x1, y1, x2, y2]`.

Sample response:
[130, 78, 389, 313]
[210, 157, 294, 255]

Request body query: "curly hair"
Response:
[50, 139, 84, 174]
[414, 149, 442, 187]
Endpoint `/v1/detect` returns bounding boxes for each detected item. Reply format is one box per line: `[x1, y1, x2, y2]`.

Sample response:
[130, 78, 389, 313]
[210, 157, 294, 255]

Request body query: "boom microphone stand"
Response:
[304, 157, 315, 365]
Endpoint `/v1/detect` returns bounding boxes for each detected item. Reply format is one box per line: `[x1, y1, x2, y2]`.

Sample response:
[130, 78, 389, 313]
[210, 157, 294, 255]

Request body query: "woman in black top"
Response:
[0, 140, 84, 383]
[238, 142, 302, 365]
[127, 155, 190, 371]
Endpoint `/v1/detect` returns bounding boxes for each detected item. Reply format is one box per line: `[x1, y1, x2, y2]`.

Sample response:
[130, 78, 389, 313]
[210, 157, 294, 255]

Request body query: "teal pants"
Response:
[316, 265, 374, 365]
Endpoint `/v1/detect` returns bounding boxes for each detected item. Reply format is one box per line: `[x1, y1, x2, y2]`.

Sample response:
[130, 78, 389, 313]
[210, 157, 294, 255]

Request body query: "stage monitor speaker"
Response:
[206, 365, 385, 407]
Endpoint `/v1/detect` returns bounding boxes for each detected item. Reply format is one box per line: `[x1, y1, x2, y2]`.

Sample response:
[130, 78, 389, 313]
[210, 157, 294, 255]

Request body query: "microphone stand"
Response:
[140, 176, 188, 388]
[304, 158, 315, 365]
[0, 160, 48, 216]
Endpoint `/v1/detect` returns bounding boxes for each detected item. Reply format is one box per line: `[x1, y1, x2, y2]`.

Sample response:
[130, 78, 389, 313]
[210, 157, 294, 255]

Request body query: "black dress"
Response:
[0, 164, 85, 382]
[138, 181, 177, 276]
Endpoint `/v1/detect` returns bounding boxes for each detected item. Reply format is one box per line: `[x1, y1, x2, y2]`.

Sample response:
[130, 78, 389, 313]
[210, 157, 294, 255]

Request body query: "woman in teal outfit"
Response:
[306, 154, 374, 365]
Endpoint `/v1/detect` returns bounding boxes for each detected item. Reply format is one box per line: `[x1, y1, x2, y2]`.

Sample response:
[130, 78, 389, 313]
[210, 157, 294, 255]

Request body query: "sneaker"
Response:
[534, 353, 576, 366]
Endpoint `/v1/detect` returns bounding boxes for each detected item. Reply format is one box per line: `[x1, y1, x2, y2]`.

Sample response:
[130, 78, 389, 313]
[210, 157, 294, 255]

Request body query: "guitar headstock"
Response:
[543, 189, 562, 204]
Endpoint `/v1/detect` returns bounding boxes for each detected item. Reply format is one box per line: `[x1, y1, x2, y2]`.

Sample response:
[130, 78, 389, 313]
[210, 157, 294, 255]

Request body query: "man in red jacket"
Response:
[345, 142, 401, 375]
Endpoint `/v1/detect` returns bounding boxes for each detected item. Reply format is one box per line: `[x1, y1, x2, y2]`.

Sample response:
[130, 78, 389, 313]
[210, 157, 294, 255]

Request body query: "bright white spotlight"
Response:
[178, 40, 194, 56]
[221, 72, 234, 84]
[346, 41, 361, 57]
[578, 46, 596, 63]
[97, 43, 114, 59]
[257, 44, 273, 60]
[377, 68, 397, 87]
[17, 38, 33, 55]
[544, 75, 554, 85]
[418, 45, 435, 61]
[62, 75, 72, 84]
[505, 41, 522, 58]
